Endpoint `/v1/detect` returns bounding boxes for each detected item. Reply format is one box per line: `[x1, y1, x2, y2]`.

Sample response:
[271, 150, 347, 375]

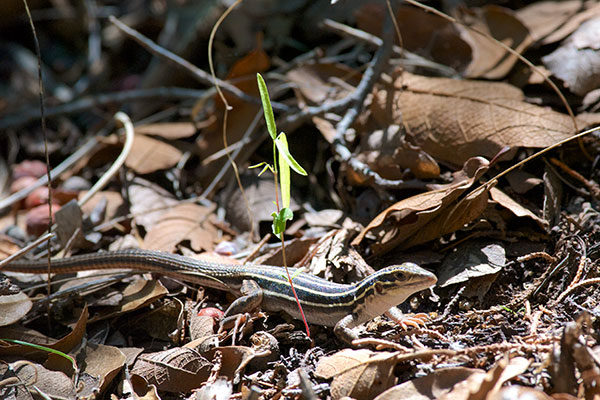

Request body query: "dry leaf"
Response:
[437, 241, 506, 288]
[315, 349, 399, 400]
[0, 306, 88, 357]
[352, 157, 491, 255]
[372, 72, 577, 166]
[515, 0, 583, 43]
[489, 187, 548, 230]
[543, 17, 600, 96]
[356, 4, 471, 72]
[438, 356, 530, 400]
[132, 347, 211, 393]
[135, 298, 182, 341]
[129, 178, 179, 231]
[286, 63, 359, 105]
[0, 291, 32, 327]
[359, 125, 440, 180]
[521, 1, 600, 45]
[0, 361, 76, 398]
[143, 202, 217, 252]
[74, 343, 127, 395]
[135, 122, 197, 139]
[204, 346, 260, 382]
[79, 190, 125, 227]
[126, 133, 183, 174]
[459, 5, 533, 79]
[374, 367, 483, 400]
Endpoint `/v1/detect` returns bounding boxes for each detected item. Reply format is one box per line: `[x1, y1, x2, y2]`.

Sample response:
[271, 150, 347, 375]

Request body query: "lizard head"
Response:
[352, 263, 437, 322]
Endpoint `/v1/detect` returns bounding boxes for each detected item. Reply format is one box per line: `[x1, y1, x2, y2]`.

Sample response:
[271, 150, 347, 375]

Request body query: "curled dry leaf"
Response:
[371, 72, 576, 166]
[203, 346, 261, 383]
[352, 157, 490, 255]
[0, 306, 88, 357]
[315, 349, 399, 400]
[459, 5, 533, 79]
[0, 291, 32, 327]
[489, 187, 548, 230]
[131, 347, 212, 393]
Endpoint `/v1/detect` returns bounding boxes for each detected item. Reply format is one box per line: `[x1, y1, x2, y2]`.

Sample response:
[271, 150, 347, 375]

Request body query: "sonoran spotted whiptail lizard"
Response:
[1, 249, 437, 343]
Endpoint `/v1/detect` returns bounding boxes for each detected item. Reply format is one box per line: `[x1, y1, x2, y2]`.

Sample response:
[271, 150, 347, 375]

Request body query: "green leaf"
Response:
[2, 338, 78, 371]
[271, 207, 293, 235]
[277, 133, 291, 209]
[249, 162, 273, 177]
[257, 73, 277, 141]
[275, 133, 307, 176]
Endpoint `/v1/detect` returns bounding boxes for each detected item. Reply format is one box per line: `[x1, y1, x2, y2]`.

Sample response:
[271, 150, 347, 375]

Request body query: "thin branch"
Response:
[0, 87, 207, 129]
[108, 15, 290, 113]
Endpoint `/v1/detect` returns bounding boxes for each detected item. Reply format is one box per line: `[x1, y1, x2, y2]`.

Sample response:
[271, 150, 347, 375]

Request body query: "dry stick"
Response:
[21, 0, 53, 315]
[322, 18, 457, 77]
[330, 6, 425, 190]
[0, 87, 207, 129]
[107, 16, 289, 113]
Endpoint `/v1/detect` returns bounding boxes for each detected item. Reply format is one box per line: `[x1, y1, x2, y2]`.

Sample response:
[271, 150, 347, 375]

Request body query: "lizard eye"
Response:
[393, 271, 406, 281]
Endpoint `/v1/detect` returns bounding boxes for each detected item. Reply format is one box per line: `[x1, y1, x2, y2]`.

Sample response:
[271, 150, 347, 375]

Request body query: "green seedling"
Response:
[253, 73, 310, 337]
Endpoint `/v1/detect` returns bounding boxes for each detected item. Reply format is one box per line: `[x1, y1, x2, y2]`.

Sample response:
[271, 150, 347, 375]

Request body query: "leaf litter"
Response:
[0, 1, 600, 399]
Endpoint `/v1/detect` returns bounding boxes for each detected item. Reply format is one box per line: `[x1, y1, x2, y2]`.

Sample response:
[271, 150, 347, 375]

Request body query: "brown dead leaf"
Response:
[459, 5, 533, 79]
[129, 178, 179, 231]
[203, 346, 260, 382]
[143, 202, 218, 252]
[135, 298, 182, 341]
[79, 190, 125, 227]
[490, 187, 548, 230]
[0, 291, 32, 327]
[286, 63, 359, 105]
[543, 17, 600, 96]
[438, 356, 530, 400]
[126, 133, 183, 175]
[0, 361, 76, 399]
[286, 63, 361, 143]
[71, 343, 126, 396]
[352, 157, 491, 255]
[437, 241, 505, 289]
[359, 125, 440, 180]
[520, 1, 600, 45]
[356, 4, 471, 72]
[372, 72, 576, 166]
[515, 0, 583, 43]
[0, 306, 88, 357]
[131, 346, 212, 393]
[135, 122, 197, 139]
[315, 348, 399, 400]
[374, 367, 483, 400]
